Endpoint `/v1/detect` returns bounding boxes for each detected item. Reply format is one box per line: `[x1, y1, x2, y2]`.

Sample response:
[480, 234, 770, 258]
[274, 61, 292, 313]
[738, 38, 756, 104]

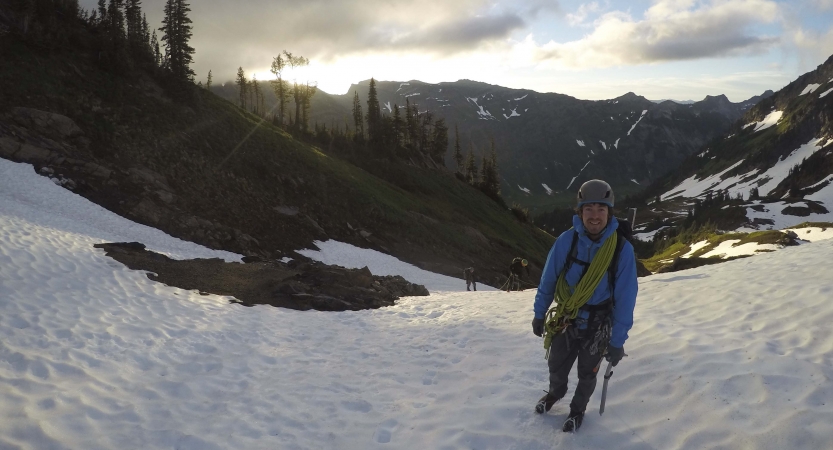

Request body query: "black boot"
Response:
[534, 391, 559, 414]
[562, 409, 584, 432]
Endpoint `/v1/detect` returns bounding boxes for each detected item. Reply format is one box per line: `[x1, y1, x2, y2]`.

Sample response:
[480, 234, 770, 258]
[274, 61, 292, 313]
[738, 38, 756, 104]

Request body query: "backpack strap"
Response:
[564, 230, 589, 277]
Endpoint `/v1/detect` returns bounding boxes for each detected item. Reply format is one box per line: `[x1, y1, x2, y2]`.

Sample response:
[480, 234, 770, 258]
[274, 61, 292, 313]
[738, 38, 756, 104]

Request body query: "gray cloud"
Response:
[79, 0, 537, 81]
[370, 13, 526, 53]
[536, 0, 781, 67]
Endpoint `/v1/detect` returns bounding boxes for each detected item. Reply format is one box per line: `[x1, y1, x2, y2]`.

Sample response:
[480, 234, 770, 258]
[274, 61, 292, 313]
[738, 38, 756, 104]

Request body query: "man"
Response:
[530, 179, 638, 432]
[507, 257, 529, 291]
[463, 267, 476, 291]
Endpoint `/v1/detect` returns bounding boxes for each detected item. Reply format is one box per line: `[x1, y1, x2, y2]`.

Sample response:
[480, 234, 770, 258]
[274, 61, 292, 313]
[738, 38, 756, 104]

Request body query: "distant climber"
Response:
[463, 267, 476, 291]
[507, 257, 529, 291]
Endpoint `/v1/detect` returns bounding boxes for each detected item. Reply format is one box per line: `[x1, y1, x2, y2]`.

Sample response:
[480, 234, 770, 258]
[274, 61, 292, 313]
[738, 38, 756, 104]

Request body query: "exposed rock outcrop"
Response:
[94, 242, 429, 311]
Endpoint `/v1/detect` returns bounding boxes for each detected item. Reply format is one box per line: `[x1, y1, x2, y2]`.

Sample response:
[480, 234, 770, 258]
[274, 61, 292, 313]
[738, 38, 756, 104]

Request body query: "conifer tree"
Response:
[302, 82, 317, 132]
[101, 0, 128, 71]
[366, 78, 381, 147]
[141, 14, 150, 45]
[392, 104, 403, 150]
[160, 0, 195, 81]
[283, 51, 309, 129]
[408, 102, 420, 150]
[483, 137, 501, 195]
[125, 0, 142, 57]
[270, 54, 288, 126]
[352, 90, 364, 142]
[236, 67, 247, 109]
[249, 74, 260, 115]
[480, 153, 489, 187]
[430, 118, 448, 165]
[97, 0, 107, 25]
[150, 29, 160, 66]
[205, 70, 212, 89]
[465, 144, 478, 185]
[453, 124, 463, 172]
[419, 111, 433, 153]
[404, 98, 413, 147]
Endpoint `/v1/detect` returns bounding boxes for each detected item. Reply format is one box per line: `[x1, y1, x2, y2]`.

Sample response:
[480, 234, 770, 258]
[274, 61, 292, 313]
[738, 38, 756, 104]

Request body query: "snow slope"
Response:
[661, 138, 833, 230]
[2, 158, 833, 449]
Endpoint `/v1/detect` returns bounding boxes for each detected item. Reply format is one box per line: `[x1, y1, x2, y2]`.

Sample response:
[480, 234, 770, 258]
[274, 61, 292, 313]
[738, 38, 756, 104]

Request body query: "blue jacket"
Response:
[533, 215, 638, 348]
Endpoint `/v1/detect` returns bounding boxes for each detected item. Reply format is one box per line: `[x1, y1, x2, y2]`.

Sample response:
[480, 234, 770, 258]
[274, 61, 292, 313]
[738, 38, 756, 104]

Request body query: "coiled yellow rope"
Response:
[543, 231, 617, 355]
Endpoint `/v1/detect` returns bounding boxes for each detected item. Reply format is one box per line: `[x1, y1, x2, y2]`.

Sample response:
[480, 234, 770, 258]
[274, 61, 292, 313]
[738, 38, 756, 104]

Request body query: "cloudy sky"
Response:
[81, 0, 833, 101]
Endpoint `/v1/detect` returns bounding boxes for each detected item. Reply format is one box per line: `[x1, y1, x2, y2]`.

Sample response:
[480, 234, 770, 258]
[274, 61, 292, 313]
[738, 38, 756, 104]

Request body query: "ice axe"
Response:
[599, 360, 614, 415]
[598, 350, 627, 415]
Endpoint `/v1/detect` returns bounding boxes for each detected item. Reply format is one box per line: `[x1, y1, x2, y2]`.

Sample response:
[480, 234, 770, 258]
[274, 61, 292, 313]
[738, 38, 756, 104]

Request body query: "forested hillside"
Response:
[0, 0, 554, 287]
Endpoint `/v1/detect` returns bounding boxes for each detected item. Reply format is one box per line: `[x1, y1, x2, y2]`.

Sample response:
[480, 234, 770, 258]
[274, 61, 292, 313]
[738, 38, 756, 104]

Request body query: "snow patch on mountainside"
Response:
[800, 83, 821, 95]
[741, 199, 833, 231]
[614, 138, 620, 149]
[701, 240, 779, 258]
[788, 225, 833, 242]
[633, 225, 668, 242]
[743, 110, 783, 132]
[384, 102, 392, 113]
[542, 183, 553, 195]
[476, 105, 495, 120]
[599, 141, 607, 150]
[820, 87, 833, 99]
[662, 160, 746, 200]
[395, 82, 410, 92]
[681, 240, 710, 258]
[627, 110, 648, 136]
[664, 138, 829, 203]
[566, 161, 591, 189]
[514, 94, 528, 101]
[518, 185, 530, 194]
[806, 175, 833, 190]
[503, 108, 520, 119]
[576, 140, 585, 147]
[751, 138, 827, 195]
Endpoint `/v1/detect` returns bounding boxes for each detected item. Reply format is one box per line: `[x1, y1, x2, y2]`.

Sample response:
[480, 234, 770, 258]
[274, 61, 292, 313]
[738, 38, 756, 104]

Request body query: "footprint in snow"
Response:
[341, 399, 372, 413]
[372, 419, 399, 444]
[422, 370, 437, 385]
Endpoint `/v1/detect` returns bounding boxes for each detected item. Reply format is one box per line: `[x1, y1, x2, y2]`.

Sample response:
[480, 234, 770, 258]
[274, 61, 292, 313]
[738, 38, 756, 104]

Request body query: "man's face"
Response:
[580, 203, 609, 236]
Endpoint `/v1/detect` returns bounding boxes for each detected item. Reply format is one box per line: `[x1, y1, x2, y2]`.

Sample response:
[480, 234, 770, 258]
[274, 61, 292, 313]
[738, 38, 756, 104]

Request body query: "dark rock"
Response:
[14, 143, 54, 163]
[241, 255, 264, 263]
[10, 107, 83, 140]
[130, 198, 165, 226]
[781, 206, 812, 217]
[94, 242, 429, 312]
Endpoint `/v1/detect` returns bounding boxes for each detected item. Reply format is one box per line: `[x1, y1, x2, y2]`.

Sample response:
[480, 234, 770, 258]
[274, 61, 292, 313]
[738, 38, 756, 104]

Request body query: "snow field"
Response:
[2, 157, 833, 449]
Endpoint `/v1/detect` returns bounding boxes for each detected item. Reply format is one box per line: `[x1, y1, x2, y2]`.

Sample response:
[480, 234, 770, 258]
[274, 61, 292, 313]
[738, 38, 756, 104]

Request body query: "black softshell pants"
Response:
[547, 328, 605, 413]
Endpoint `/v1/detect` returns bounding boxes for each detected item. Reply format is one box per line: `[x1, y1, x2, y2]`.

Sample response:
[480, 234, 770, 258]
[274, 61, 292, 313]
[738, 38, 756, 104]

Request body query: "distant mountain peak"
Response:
[615, 91, 643, 100]
[702, 94, 730, 102]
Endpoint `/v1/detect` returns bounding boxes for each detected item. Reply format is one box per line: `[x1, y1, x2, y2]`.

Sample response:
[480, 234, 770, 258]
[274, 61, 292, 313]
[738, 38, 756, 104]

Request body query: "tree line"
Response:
[9, 1, 505, 204]
[231, 52, 317, 133]
[333, 78, 500, 198]
[8, 0, 196, 88]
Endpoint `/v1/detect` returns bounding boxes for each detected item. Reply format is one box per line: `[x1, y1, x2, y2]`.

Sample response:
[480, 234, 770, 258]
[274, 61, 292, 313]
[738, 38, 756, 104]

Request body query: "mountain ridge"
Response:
[293, 79, 773, 209]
